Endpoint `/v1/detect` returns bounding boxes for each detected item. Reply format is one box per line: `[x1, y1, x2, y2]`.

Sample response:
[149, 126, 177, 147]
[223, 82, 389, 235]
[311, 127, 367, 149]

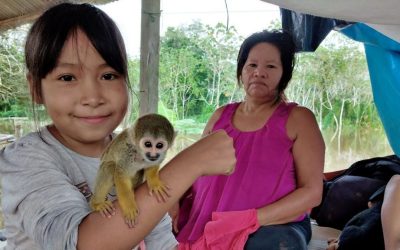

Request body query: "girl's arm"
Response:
[169, 106, 226, 233]
[256, 106, 325, 225]
[77, 130, 235, 250]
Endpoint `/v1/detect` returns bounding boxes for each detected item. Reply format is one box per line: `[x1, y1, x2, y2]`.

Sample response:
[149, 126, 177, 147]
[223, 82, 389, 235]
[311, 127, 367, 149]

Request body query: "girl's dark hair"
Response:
[236, 30, 296, 103]
[25, 2, 129, 126]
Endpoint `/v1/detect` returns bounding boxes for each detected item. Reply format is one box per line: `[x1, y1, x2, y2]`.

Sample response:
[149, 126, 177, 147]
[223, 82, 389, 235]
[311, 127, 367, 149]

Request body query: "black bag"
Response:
[336, 201, 384, 250]
[311, 155, 400, 230]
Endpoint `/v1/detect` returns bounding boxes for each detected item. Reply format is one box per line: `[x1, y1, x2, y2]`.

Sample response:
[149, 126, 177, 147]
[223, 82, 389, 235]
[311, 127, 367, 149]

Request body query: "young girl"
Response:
[0, 3, 235, 250]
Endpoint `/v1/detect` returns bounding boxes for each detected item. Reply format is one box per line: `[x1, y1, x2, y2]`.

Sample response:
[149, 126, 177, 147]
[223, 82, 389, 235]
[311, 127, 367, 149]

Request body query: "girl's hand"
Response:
[193, 130, 236, 176]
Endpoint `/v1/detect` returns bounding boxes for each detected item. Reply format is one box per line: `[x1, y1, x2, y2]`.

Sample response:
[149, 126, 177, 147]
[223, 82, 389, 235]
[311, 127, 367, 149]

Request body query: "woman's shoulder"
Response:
[214, 102, 240, 116]
[286, 104, 319, 139]
[208, 104, 229, 121]
[214, 105, 227, 116]
[289, 104, 315, 120]
[203, 103, 239, 135]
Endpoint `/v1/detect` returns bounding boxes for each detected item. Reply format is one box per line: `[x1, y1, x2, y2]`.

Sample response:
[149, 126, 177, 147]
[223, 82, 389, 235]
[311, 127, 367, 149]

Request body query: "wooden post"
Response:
[139, 0, 161, 116]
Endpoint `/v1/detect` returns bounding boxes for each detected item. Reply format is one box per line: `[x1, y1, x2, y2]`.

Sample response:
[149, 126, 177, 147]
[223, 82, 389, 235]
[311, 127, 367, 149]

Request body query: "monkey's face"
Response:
[138, 135, 169, 164]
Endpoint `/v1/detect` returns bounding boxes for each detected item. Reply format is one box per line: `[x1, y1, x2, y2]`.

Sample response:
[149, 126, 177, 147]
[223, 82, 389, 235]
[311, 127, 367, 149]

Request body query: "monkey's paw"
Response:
[91, 200, 115, 218]
[148, 179, 170, 202]
[122, 207, 139, 228]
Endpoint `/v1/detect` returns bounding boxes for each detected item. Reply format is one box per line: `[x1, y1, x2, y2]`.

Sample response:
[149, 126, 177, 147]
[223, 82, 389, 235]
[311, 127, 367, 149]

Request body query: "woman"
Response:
[173, 30, 325, 249]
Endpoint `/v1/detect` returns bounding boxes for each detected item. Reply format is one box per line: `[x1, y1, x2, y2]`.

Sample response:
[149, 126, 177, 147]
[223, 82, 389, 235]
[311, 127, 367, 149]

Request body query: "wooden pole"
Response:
[139, 0, 161, 116]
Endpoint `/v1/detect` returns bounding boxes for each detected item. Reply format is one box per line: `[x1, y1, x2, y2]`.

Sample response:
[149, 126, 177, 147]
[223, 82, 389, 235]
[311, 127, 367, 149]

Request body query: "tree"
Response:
[159, 22, 241, 120]
[195, 23, 241, 108]
[0, 26, 30, 117]
[288, 31, 373, 155]
[159, 25, 203, 119]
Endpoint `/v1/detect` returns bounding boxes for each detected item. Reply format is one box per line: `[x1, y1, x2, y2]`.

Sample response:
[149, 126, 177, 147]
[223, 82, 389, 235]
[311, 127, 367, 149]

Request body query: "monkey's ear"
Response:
[27, 73, 43, 104]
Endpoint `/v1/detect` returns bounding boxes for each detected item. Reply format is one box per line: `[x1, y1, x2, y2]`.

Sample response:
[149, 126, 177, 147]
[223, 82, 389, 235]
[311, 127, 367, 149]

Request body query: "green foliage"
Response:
[191, 104, 214, 123]
[126, 58, 140, 122]
[173, 118, 205, 135]
[158, 101, 177, 122]
[159, 22, 241, 119]
[0, 103, 29, 117]
[0, 26, 30, 117]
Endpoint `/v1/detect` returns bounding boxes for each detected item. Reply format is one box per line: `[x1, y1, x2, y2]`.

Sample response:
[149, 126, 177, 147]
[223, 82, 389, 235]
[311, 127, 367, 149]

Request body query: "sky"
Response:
[99, 0, 280, 57]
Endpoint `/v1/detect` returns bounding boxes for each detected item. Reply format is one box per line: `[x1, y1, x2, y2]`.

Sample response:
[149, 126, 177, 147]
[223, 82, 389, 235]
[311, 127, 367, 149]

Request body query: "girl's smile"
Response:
[76, 114, 112, 125]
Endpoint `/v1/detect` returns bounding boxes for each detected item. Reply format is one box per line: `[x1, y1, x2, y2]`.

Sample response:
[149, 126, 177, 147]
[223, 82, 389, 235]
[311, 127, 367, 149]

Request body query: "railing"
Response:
[0, 117, 30, 147]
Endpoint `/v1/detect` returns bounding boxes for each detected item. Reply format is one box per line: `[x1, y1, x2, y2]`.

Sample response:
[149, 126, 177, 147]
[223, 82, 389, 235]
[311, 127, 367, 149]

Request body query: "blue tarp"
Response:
[282, 11, 400, 156]
[340, 23, 400, 156]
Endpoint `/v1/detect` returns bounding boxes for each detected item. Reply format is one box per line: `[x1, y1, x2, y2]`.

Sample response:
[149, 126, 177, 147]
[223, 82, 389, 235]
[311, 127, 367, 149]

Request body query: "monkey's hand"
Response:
[114, 175, 140, 228]
[120, 201, 139, 229]
[145, 166, 170, 202]
[90, 200, 115, 218]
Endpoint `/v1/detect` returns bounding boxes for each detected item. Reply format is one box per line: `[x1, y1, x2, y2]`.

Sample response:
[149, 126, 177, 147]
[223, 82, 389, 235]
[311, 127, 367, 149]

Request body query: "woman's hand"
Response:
[169, 202, 180, 233]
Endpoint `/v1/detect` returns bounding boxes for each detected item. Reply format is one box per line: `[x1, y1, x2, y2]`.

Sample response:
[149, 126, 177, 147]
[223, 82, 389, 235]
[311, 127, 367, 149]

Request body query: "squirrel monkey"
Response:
[90, 113, 175, 228]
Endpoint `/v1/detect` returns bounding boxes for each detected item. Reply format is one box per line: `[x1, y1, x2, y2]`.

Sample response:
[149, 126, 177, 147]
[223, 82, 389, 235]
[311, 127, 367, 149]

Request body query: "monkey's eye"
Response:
[144, 141, 152, 148]
[156, 143, 164, 149]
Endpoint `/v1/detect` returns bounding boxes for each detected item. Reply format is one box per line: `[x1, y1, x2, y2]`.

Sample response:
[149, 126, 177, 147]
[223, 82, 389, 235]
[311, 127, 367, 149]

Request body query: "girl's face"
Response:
[241, 42, 283, 102]
[38, 29, 129, 157]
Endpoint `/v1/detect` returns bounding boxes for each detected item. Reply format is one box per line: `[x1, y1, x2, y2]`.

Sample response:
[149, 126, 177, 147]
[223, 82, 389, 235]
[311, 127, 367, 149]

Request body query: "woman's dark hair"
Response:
[25, 2, 129, 126]
[236, 29, 296, 103]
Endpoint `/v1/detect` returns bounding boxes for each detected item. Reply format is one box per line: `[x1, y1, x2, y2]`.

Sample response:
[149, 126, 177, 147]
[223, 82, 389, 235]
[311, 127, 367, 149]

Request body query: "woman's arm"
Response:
[256, 106, 325, 226]
[382, 175, 400, 250]
[77, 130, 236, 250]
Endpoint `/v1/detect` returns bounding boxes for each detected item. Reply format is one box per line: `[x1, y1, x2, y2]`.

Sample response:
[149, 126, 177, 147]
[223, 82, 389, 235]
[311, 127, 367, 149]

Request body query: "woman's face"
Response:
[241, 42, 283, 101]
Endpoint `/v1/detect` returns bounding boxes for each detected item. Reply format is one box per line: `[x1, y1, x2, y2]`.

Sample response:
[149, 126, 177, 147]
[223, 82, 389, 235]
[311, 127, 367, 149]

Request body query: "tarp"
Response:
[261, 0, 400, 43]
[261, 0, 400, 156]
[341, 23, 400, 157]
[281, 9, 349, 51]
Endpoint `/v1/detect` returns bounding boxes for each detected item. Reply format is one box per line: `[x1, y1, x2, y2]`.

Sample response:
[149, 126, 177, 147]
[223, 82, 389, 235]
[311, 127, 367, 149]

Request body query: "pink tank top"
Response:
[177, 101, 302, 243]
